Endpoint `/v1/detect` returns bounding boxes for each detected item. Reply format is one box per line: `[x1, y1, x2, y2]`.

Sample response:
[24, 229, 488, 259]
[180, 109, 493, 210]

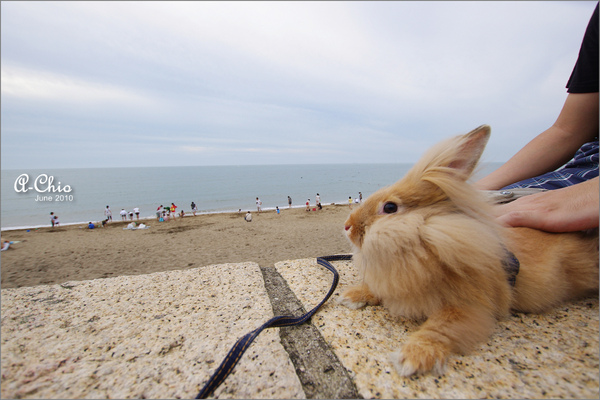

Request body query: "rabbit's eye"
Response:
[383, 202, 398, 214]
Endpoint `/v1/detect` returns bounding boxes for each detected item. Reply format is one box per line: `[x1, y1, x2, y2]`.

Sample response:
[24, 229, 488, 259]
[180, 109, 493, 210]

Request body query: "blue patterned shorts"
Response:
[502, 141, 599, 190]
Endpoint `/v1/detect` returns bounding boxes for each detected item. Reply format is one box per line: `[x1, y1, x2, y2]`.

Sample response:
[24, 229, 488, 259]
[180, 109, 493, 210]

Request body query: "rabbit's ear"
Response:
[448, 125, 491, 177]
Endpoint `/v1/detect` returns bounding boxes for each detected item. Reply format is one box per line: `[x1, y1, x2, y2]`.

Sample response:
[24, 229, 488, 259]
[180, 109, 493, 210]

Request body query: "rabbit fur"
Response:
[338, 125, 599, 376]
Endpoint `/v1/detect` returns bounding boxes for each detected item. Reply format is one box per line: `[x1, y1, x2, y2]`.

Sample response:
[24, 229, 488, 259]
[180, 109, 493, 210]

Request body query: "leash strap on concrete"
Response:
[196, 254, 352, 399]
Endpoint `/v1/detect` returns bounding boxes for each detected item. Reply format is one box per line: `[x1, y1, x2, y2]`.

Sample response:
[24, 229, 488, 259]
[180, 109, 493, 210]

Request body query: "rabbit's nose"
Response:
[344, 225, 351, 231]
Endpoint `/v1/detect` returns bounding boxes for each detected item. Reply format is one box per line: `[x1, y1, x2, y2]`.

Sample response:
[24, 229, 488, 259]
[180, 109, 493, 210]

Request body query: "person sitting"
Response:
[245, 211, 252, 222]
[475, 4, 598, 233]
[88, 222, 95, 229]
[1, 239, 12, 251]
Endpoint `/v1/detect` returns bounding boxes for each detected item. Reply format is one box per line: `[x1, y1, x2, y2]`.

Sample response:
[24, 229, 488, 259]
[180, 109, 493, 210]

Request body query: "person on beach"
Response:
[316, 193, 321, 208]
[1, 238, 13, 251]
[88, 222, 95, 229]
[475, 4, 598, 233]
[120, 209, 127, 221]
[105, 206, 113, 222]
[0, 238, 18, 251]
[179, 210, 185, 219]
[288, 196, 292, 209]
[245, 211, 252, 222]
[256, 197, 262, 213]
[50, 212, 55, 227]
[276, 206, 280, 215]
[348, 196, 353, 210]
[129, 211, 134, 221]
[306, 199, 310, 211]
[133, 207, 140, 220]
[156, 205, 163, 220]
[53, 215, 60, 226]
[359, 192, 363, 203]
[191, 201, 198, 216]
[102, 219, 108, 227]
[170, 203, 177, 218]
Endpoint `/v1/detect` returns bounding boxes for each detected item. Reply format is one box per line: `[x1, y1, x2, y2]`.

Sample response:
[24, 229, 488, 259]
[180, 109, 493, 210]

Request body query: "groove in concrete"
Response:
[260, 265, 361, 399]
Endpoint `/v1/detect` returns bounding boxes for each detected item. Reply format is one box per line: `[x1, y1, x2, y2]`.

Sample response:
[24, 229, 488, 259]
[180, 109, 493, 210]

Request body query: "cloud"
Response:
[1, 64, 153, 106]
[1, 1, 597, 169]
[181, 145, 344, 156]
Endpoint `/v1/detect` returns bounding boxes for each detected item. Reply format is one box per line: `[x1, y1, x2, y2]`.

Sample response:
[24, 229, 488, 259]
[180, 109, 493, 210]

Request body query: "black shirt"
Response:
[566, 3, 599, 93]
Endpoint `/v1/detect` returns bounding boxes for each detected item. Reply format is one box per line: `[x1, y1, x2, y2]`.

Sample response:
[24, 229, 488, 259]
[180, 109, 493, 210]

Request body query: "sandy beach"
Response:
[1, 205, 354, 289]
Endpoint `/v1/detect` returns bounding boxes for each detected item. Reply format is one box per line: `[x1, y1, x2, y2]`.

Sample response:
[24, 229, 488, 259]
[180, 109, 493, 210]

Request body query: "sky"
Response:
[1, 1, 597, 169]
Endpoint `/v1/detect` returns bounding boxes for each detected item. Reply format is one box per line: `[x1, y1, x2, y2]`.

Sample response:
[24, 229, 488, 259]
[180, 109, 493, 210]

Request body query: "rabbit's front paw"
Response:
[391, 337, 448, 376]
[337, 290, 367, 309]
[337, 284, 378, 309]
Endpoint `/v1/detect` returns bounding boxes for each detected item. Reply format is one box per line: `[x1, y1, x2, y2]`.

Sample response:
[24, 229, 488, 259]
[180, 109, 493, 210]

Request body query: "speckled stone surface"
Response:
[3, 258, 598, 399]
[1, 263, 305, 399]
[275, 258, 599, 399]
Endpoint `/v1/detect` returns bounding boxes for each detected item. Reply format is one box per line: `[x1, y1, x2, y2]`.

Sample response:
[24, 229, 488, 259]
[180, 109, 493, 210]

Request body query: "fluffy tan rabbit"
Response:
[338, 125, 599, 376]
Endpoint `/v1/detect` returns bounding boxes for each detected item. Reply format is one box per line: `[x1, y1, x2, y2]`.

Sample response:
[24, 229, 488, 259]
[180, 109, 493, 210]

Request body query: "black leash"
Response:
[195, 254, 352, 399]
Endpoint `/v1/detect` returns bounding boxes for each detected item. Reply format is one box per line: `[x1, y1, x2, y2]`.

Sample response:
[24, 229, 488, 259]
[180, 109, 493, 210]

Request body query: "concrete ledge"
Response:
[1, 263, 304, 399]
[2, 259, 598, 399]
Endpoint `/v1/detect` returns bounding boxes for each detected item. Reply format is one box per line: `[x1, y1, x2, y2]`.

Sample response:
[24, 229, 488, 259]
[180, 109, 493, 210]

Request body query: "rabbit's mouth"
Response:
[344, 224, 364, 248]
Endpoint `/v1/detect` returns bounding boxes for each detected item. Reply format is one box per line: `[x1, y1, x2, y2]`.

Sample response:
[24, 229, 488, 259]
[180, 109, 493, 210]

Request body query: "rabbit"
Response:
[338, 125, 599, 376]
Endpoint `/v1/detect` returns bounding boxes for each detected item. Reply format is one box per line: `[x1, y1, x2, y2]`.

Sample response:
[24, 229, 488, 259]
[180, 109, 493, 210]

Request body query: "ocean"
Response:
[1, 163, 502, 231]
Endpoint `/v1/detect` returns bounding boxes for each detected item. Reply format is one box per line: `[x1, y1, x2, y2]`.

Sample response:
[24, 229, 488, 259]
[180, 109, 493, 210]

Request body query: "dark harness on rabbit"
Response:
[502, 250, 520, 287]
[486, 190, 525, 287]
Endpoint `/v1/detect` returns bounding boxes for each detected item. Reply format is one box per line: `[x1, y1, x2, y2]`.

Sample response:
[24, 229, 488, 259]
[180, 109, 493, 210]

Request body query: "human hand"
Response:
[492, 178, 599, 232]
